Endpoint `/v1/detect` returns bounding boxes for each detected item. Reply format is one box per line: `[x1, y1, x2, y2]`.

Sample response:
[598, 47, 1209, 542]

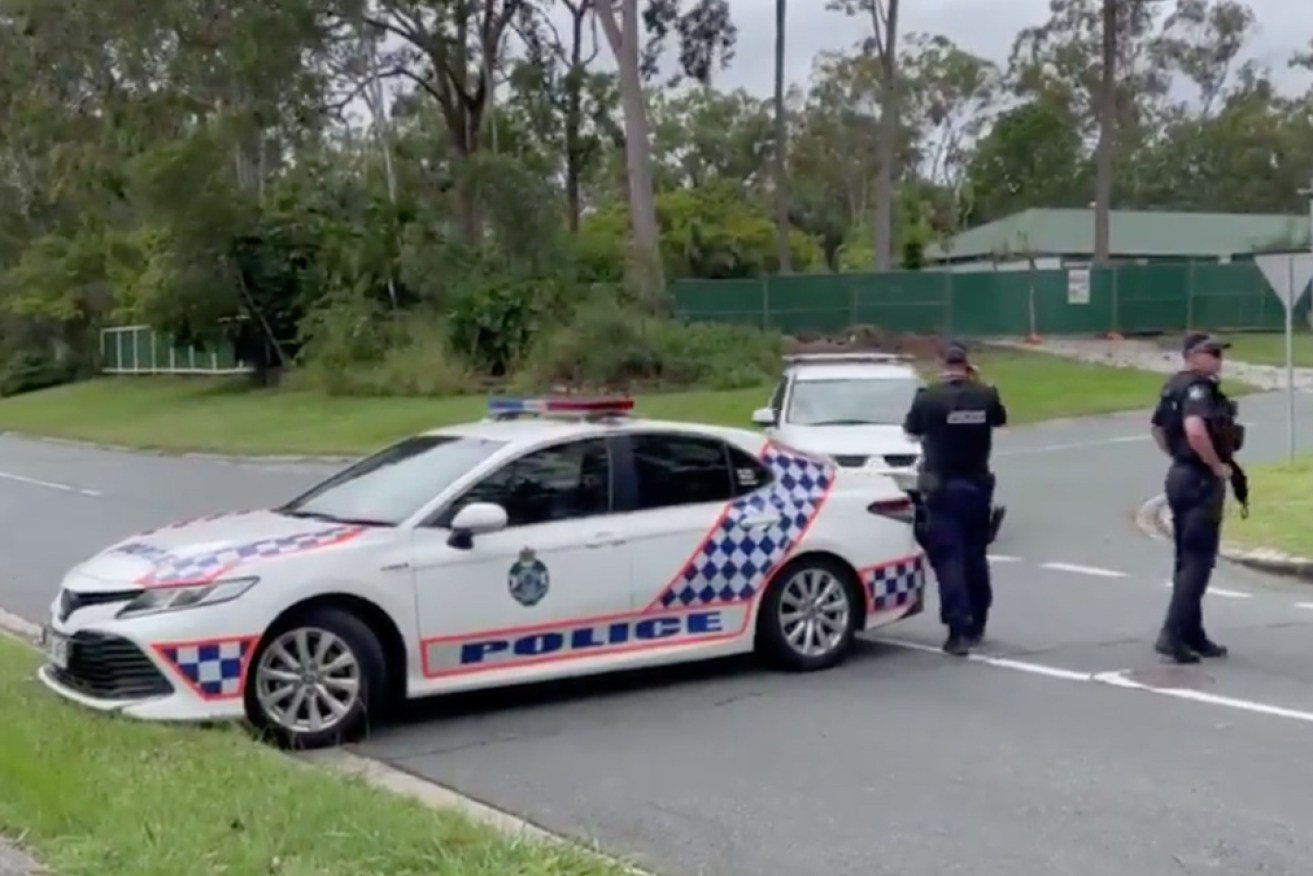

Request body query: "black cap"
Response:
[940, 339, 970, 364]
[1183, 332, 1230, 356]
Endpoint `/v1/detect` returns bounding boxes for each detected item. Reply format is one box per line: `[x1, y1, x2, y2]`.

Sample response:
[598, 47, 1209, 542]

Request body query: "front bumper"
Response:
[38, 610, 255, 724]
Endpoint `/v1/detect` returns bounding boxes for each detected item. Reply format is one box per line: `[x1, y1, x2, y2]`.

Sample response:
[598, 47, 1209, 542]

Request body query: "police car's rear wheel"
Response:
[245, 606, 386, 750]
[757, 557, 858, 672]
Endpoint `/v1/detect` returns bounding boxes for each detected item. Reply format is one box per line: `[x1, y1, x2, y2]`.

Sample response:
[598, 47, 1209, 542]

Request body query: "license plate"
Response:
[43, 627, 69, 670]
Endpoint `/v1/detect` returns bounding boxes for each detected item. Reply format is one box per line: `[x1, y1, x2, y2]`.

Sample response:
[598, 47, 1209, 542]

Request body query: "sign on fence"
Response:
[1066, 267, 1090, 305]
[99, 325, 251, 375]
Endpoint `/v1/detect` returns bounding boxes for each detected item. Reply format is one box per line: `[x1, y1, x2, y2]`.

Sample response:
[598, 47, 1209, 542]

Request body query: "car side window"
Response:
[630, 433, 736, 510]
[443, 438, 611, 528]
[727, 446, 773, 496]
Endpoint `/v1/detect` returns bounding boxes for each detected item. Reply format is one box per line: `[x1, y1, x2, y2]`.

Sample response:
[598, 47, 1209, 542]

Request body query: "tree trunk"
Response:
[564, 7, 585, 233]
[873, 0, 899, 272]
[596, 0, 665, 306]
[1093, 0, 1116, 266]
[772, 0, 791, 273]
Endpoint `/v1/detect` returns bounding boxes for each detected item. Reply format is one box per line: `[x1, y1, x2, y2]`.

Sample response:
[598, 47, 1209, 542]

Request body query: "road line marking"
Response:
[0, 470, 101, 497]
[878, 637, 1313, 726]
[988, 554, 1022, 563]
[1296, 603, 1313, 611]
[1093, 670, 1313, 724]
[1040, 562, 1127, 578]
[1160, 581, 1254, 599]
[995, 434, 1147, 457]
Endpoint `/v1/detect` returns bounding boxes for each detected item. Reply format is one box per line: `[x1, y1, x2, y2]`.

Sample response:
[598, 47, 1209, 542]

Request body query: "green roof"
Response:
[927, 208, 1311, 261]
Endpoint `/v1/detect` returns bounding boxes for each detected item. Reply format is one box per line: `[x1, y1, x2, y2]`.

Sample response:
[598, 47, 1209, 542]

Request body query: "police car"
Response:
[38, 397, 927, 749]
[752, 352, 925, 484]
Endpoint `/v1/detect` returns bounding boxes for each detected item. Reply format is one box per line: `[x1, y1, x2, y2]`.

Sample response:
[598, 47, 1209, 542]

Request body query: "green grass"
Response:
[0, 349, 1204, 456]
[1218, 331, 1313, 369]
[1224, 456, 1313, 558]
[0, 636, 630, 876]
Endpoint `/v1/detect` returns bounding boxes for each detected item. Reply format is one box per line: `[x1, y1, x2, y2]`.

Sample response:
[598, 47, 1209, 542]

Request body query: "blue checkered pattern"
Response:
[159, 639, 251, 698]
[138, 510, 254, 537]
[865, 555, 927, 612]
[656, 445, 834, 608]
[141, 525, 361, 586]
[111, 541, 172, 562]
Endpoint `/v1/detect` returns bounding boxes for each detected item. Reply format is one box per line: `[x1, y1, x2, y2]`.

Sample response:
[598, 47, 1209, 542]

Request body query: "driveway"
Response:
[4, 389, 1313, 875]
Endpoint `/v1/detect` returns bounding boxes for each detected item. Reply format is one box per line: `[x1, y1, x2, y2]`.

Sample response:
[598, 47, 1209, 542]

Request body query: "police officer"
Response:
[1150, 332, 1245, 664]
[903, 340, 1008, 656]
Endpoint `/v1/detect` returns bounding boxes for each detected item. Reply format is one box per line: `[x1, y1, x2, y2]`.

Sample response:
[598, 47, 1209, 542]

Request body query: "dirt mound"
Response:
[784, 324, 956, 361]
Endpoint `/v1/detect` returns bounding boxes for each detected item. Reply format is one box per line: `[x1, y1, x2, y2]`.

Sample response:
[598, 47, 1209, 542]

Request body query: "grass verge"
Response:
[0, 349, 1188, 456]
[1223, 456, 1313, 558]
[0, 636, 630, 876]
[1219, 331, 1313, 369]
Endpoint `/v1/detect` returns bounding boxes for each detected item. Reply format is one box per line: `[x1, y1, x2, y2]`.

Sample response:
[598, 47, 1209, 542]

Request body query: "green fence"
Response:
[671, 258, 1313, 337]
[99, 324, 250, 374]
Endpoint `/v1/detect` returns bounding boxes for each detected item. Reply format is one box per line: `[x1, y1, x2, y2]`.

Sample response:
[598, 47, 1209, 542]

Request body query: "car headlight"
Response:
[116, 577, 259, 619]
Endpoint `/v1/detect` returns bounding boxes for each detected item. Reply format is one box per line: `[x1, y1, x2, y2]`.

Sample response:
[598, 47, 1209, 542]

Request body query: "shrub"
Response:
[514, 295, 783, 392]
[292, 297, 473, 397]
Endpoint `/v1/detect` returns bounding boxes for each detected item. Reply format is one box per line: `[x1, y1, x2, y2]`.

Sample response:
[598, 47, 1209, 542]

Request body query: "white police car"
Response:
[39, 397, 927, 749]
[751, 353, 925, 485]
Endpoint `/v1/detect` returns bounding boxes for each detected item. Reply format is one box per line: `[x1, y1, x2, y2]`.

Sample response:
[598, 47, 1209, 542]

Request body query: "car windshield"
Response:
[786, 376, 921, 426]
[275, 435, 507, 526]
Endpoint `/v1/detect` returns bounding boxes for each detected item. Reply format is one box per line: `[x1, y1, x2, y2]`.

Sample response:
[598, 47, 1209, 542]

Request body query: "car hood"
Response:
[772, 424, 921, 465]
[67, 509, 382, 592]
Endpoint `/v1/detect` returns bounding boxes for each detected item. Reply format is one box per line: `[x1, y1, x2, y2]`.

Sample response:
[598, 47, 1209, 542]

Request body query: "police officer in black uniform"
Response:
[1150, 332, 1247, 664]
[903, 340, 1008, 656]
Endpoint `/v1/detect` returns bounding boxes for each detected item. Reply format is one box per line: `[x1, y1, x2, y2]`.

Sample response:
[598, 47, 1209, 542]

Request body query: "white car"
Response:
[751, 353, 924, 489]
[38, 397, 928, 749]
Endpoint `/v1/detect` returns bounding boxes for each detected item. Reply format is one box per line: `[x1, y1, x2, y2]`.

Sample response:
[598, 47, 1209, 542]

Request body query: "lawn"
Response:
[0, 348, 1182, 456]
[0, 635, 630, 876]
[1219, 331, 1313, 369]
[1223, 456, 1313, 558]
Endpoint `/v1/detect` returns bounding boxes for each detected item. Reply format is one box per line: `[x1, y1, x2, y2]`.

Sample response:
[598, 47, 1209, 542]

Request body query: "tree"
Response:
[826, 0, 899, 271]
[772, 0, 790, 272]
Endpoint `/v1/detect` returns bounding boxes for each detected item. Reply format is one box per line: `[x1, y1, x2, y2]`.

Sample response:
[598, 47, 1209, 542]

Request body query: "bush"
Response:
[292, 297, 473, 397]
[515, 295, 783, 392]
[0, 348, 76, 397]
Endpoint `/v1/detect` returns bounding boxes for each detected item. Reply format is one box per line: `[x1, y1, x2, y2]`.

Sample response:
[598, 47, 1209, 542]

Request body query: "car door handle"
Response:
[741, 513, 782, 529]
[585, 532, 627, 548]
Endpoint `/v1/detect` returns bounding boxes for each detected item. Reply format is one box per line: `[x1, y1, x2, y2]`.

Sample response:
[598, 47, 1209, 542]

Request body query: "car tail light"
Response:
[868, 497, 916, 523]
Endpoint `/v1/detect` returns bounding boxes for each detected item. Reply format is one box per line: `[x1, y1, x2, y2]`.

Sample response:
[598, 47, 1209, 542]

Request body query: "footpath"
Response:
[0, 841, 41, 875]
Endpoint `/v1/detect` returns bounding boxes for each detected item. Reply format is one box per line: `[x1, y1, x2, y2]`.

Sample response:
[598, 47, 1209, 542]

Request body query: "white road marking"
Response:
[879, 637, 1313, 726]
[1040, 562, 1128, 578]
[987, 554, 1022, 563]
[1296, 603, 1313, 611]
[995, 434, 1148, 457]
[1159, 581, 1254, 599]
[0, 469, 101, 497]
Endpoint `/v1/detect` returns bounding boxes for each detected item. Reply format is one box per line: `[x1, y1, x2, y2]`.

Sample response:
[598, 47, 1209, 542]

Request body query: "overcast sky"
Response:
[667, 0, 1312, 96]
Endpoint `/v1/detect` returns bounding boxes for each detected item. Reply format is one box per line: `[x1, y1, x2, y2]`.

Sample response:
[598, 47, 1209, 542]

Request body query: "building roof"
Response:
[926, 208, 1311, 262]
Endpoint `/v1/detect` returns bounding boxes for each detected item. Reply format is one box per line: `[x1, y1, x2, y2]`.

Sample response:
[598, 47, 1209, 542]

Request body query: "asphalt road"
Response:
[6, 388, 1313, 875]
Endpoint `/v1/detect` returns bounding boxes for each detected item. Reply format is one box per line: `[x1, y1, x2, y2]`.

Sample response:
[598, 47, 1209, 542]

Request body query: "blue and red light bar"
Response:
[486, 396, 635, 419]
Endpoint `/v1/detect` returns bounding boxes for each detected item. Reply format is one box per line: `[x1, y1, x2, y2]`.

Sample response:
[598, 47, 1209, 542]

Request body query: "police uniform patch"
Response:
[1187, 384, 1208, 401]
[508, 547, 550, 607]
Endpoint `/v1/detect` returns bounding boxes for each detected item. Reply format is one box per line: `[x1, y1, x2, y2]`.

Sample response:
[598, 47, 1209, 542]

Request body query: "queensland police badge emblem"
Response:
[507, 547, 550, 607]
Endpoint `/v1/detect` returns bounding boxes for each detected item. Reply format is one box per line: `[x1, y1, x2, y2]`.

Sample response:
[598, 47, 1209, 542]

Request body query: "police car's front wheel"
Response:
[757, 557, 859, 672]
[245, 606, 387, 750]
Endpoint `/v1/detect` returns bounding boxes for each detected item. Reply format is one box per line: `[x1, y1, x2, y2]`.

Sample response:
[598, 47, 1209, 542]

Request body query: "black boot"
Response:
[942, 631, 970, 657]
[1154, 631, 1201, 664]
[1187, 636, 1228, 658]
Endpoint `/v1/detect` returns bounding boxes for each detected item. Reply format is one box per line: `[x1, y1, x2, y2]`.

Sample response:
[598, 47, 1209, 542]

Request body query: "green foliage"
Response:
[515, 294, 783, 392]
[292, 295, 473, 398]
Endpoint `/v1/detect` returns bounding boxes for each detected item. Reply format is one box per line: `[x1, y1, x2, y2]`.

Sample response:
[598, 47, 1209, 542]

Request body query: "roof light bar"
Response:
[486, 396, 635, 420]
[783, 352, 911, 365]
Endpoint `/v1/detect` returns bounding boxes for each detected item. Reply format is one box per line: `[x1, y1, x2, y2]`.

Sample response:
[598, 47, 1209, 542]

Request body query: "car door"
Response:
[618, 431, 776, 641]
[410, 436, 631, 679]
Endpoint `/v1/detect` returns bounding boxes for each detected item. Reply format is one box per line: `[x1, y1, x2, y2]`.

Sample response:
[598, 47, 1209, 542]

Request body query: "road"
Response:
[5, 389, 1313, 875]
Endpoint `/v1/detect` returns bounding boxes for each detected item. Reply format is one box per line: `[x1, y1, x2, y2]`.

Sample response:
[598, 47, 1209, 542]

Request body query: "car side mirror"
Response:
[751, 407, 777, 427]
[447, 502, 508, 549]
